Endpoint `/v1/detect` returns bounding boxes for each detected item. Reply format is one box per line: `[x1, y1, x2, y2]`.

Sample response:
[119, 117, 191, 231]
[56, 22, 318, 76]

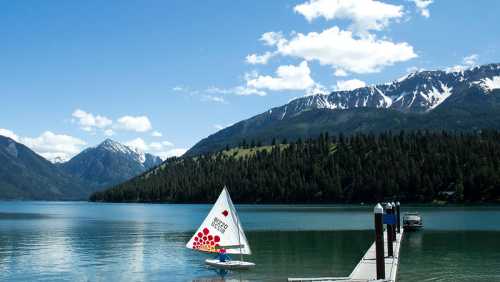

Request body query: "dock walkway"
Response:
[288, 229, 404, 282]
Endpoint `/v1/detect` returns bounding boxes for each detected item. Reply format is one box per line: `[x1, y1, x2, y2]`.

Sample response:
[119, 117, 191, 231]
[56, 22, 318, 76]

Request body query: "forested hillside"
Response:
[90, 131, 500, 204]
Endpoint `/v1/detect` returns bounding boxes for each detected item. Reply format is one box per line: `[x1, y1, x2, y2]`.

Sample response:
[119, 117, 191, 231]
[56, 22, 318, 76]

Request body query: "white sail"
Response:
[186, 187, 251, 255]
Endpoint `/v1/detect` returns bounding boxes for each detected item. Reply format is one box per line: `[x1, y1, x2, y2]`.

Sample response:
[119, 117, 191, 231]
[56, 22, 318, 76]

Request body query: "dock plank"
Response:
[289, 229, 404, 282]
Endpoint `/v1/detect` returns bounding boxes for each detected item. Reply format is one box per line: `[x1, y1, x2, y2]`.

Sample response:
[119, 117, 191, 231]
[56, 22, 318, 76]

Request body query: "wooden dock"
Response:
[288, 229, 404, 282]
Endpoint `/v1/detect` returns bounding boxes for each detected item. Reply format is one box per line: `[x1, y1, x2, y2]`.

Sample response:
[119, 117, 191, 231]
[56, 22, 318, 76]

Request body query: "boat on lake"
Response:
[403, 212, 423, 231]
[186, 187, 255, 270]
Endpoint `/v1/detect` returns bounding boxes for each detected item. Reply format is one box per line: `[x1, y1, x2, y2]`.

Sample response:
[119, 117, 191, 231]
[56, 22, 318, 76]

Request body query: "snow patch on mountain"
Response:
[98, 139, 150, 166]
[475, 76, 500, 92]
[426, 83, 453, 111]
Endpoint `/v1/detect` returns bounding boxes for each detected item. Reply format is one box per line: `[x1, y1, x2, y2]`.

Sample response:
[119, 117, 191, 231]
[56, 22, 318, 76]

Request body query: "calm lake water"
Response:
[0, 202, 499, 281]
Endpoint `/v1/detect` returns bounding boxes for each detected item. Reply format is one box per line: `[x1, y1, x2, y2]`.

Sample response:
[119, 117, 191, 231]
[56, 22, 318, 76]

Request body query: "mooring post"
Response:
[391, 202, 397, 240]
[374, 203, 385, 280]
[386, 203, 394, 257]
[396, 201, 401, 234]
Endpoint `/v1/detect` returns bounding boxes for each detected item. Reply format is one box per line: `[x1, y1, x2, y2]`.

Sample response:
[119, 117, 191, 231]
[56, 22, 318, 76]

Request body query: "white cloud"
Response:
[463, 54, 479, 67]
[207, 86, 267, 97]
[124, 137, 149, 152]
[246, 61, 316, 91]
[410, 0, 433, 18]
[264, 26, 416, 74]
[21, 131, 86, 162]
[152, 131, 163, 137]
[334, 79, 367, 91]
[294, 0, 403, 33]
[202, 95, 227, 104]
[104, 129, 115, 137]
[446, 54, 479, 73]
[125, 138, 179, 159]
[213, 124, 224, 130]
[160, 148, 187, 159]
[334, 69, 348, 77]
[116, 116, 152, 132]
[0, 128, 19, 141]
[72, 109, 112, 132]
[246, 51, 275, 65]
[162, 141, 174, 147]
[233, 86, 267, 96]
[149, 142, 164, 151]
[260, 32, 285, 46]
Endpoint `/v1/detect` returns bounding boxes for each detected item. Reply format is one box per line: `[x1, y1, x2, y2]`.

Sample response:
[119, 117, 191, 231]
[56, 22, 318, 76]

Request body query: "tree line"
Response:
[90, 131, 500, 203]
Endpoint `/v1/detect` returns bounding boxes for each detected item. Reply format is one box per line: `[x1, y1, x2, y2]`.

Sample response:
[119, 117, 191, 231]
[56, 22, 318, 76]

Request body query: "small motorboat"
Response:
[403, 212, 423, 231]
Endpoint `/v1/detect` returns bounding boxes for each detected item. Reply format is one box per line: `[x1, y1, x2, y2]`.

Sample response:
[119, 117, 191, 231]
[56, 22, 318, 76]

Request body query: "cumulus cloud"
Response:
[264, 27, 416, 74]
[152, 131, 163, 137]
[409, 0, 433, 18]
[22, 131, 86, 162]
[0, 128, 19, 141]
[116, 116, 152, 132]
[334, 69, 348, 77]
[160, 148, 187, 159]
[260, 32, 285, 46]
[446, 54, 479, 73]
[246, 51, 275, 65]
[125, 137, 149, 151]
[463, 54, 479, 67]
[246, 61, 316, 91]
[294, 0, 403, 33]
[334, 79, 367, 91]
[125, 138, 181, 159]
[72, 109, 112, 132]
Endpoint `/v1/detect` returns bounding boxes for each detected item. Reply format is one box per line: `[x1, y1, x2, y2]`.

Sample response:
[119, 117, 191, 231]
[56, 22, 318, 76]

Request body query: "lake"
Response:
[0, 202, 499, 281]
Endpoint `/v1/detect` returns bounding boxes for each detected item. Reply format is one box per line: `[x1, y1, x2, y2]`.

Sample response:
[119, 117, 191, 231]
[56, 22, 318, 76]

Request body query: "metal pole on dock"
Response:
[386, 203, 394, 257]
[374, 203, 385, 280]
[391, 202, 397, 240]
[396, 201, 401, 234]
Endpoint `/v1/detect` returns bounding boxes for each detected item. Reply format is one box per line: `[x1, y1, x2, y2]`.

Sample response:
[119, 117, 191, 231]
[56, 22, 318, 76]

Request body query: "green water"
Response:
[0, 202, 499, 281]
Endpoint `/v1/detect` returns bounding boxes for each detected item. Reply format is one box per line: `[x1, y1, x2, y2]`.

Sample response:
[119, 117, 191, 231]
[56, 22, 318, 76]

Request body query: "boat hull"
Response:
[403, 224, 423, 231]
[205, 259, 255, 270]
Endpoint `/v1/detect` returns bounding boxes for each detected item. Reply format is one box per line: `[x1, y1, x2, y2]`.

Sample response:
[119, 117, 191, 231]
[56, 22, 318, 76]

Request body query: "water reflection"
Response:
[0, 203, 500, 281]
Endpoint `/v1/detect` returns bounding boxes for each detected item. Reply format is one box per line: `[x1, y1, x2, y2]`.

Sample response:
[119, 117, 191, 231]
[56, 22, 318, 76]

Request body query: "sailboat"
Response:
[186, 187, 255, 270]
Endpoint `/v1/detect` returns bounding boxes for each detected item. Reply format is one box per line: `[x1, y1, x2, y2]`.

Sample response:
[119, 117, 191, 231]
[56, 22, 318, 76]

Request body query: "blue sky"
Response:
[1, 0, 499, 161]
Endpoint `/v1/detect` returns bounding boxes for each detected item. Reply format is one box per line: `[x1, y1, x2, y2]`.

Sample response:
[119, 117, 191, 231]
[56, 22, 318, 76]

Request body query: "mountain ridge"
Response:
[187, 63, 500, 156]
[0, 135, 88, 200]
[0, 137, 163, 200]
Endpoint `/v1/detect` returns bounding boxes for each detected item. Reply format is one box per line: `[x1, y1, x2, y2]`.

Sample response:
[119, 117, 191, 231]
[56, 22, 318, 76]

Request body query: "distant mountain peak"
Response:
[61, 138, 162, 190]
[98, 138, 133, 154]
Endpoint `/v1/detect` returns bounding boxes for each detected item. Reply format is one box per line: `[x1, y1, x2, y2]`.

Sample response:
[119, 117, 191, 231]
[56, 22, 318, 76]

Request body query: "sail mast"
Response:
[232, 187, 243, 261]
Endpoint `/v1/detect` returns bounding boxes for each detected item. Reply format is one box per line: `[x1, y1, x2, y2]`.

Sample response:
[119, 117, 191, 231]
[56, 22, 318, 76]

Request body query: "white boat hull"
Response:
[205, 259, 255, 270]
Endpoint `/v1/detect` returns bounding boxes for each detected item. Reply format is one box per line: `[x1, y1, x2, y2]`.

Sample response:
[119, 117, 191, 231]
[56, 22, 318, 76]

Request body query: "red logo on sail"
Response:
[192, 227, 220, 252]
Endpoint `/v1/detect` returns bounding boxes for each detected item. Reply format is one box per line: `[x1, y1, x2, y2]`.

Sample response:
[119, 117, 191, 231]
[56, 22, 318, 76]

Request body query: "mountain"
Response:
[187, 63, 500, 156]
[60, 139, 162, 189]
[0, 135, 87, 200]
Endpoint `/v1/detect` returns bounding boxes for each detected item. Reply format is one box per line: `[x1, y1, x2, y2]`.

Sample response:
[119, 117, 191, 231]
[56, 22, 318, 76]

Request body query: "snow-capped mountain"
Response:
[270, 63, 500, 120]
[60, 139, 162, 189]
[187, 63, 500, 156]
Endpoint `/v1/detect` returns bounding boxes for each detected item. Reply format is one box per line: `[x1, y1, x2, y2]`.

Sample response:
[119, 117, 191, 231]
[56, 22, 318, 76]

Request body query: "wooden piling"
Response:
[374, 203, 385, 280]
